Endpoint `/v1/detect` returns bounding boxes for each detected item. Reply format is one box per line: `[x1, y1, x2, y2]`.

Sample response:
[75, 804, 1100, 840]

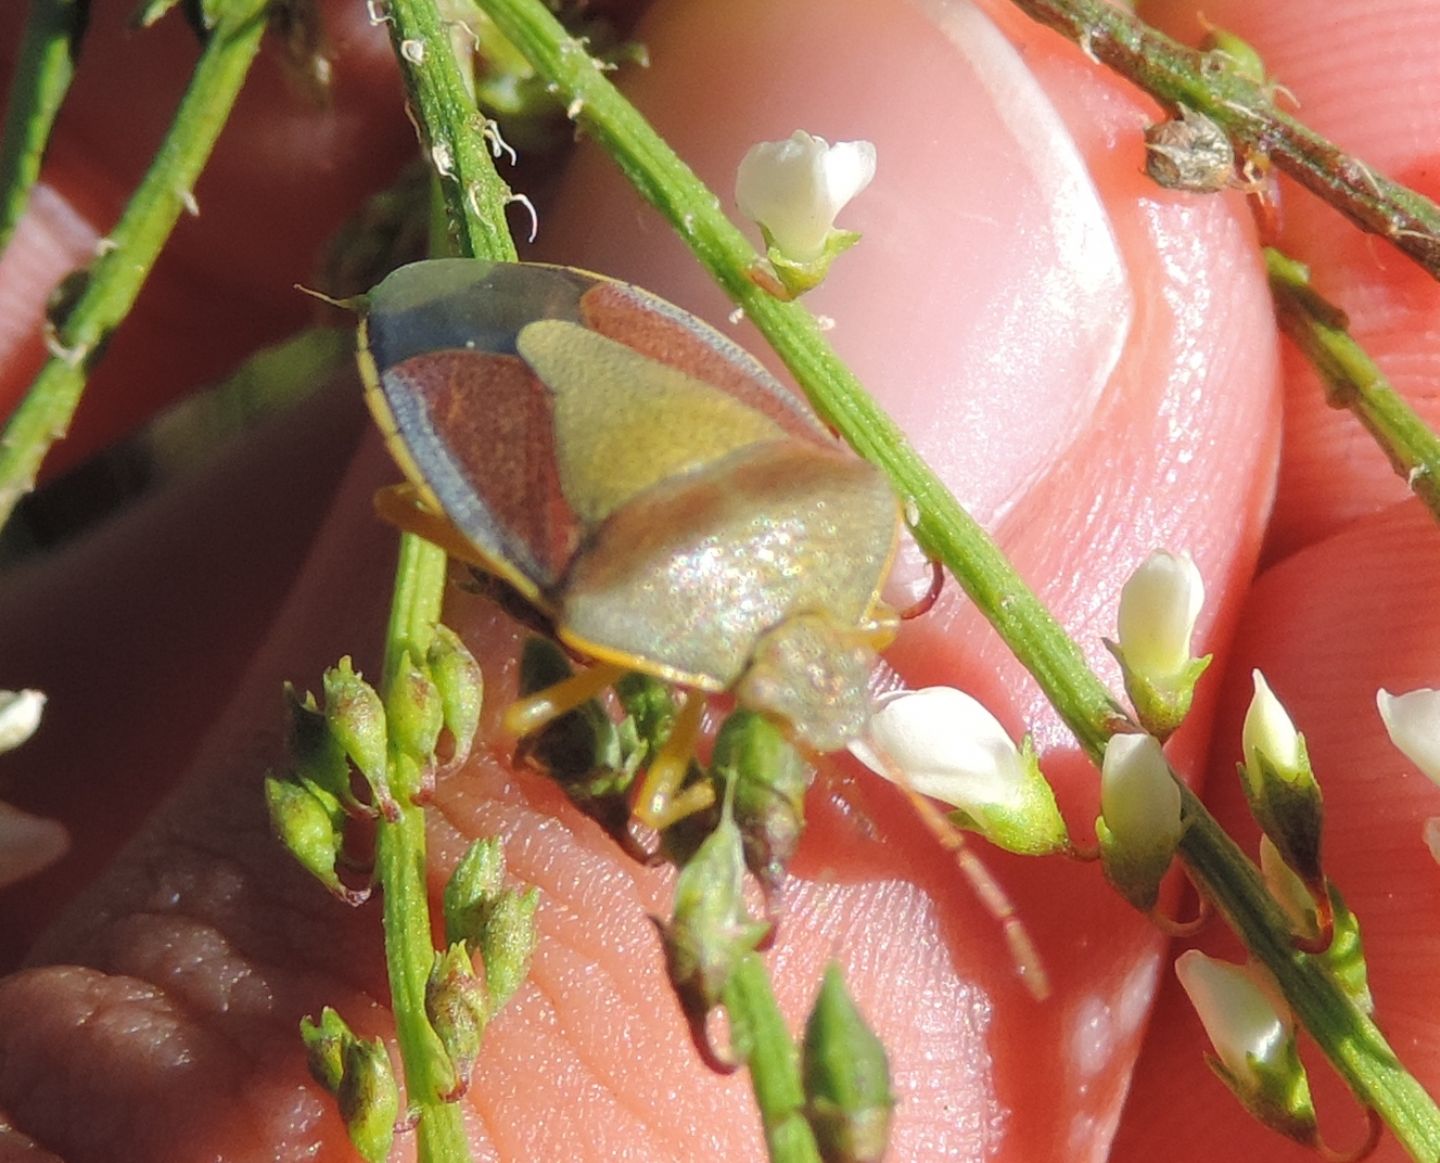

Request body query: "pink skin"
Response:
[0, 0, 1422, 1160]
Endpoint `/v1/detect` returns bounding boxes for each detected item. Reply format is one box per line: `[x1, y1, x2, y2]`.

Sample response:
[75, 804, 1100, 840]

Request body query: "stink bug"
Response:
[357, 259, 902, 830]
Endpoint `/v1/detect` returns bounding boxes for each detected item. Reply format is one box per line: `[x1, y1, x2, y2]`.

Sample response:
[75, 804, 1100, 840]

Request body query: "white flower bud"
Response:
[1116, 550, 1204, 682]
[1176, 951, 1291, 1084]
[1376, 687, 1440, 784]
[1243, 671, 1302, 777]
[0, 689, 45, 753]
[1100, 732, 1182, 853]
[736, 131, 876, 262]
[849, 687, 1027, 812]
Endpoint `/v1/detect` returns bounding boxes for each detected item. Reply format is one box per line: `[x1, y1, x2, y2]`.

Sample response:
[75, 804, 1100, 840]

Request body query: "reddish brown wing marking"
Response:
[382, 349, 580, 594]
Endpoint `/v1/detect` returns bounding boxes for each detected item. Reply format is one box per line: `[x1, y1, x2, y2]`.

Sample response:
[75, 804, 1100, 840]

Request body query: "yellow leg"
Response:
[633, 693, 714, 831]
[372, 484, 492, 568]
[503, 662, 629, 738]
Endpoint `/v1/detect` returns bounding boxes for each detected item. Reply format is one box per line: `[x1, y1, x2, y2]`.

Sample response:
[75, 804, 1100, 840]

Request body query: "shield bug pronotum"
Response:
[356, 258, 904, 832]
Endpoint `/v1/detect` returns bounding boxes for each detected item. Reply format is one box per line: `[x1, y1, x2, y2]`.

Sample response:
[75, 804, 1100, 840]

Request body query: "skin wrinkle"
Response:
[70, 822, 386, 1010]
[2, 974, 191, 1155]
[517, 945, 690, 1155]
[16, 940, 353, 1152]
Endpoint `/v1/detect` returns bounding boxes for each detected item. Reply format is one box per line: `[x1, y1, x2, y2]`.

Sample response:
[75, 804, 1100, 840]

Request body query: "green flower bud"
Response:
[443, 838, 540, 1014]
[1321, 886, 1373, 1016]
[337, 1035, 400, 1163]
[1200, 26, 1268, 85]
[444, 837, 506, 929]
[476, 887, 539, 1013]
[711, 710, 813, 887]
[323, 658, 392, 816]
[265, 773, 365, 904]
[517, 638, 640, 846]
[284, 684, 364, 815]
[802, 964, 894, 1163]
[615, 672, 677, 759]
[427, 625, 484, 768]
[299, 1006, 351, 1093]
[518, 638, 624, 783]
[427, 943, 489, 1095]
[1259, 839, 1372, 1013]
[385, 650, 443, 768]
[660, 815, 771, 1025]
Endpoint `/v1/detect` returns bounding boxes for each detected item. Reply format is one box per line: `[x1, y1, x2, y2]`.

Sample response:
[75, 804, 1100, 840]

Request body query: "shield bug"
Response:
[357, 258, 902, 830]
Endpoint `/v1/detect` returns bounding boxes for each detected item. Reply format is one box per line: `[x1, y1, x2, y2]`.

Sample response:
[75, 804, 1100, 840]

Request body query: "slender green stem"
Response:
[467, 1, 1440, 1155]
[0, 0, 266, 529]
[383, 0, 518, 263]
[1004, 0, 1440, 283]
[0, 0, 88, 252]
[1179, 790, 1440, 1157]
[373, 536, 465, 1162]
[375, 771, 468, 1160]
[1266, 247, 1440, 523]
[723, 954, 823, 1163]
[372, 4, 521, 1159]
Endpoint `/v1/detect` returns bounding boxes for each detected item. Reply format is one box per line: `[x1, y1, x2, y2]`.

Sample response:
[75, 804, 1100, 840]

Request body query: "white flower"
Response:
[1243, 671, 1302, 776]
[1115, 550, 1204, 682]
[1175, 951, 1291, 1085]
[735, 131, 876, 262]
[0, 689, 45, 753]
[1100, 732, 1182, 852]
[1376, 687, 1440, 784]
[848, 686, 1028, 812]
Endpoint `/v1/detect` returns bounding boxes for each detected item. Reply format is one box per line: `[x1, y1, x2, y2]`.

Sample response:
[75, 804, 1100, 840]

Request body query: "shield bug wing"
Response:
[561, 438, 901, 747]
[569, 277, 826, 442]
[361, 257, 902, 754]
[359, 259, 601, 602]
[514, 319, 789, 525]
[358, 259, 827, 601]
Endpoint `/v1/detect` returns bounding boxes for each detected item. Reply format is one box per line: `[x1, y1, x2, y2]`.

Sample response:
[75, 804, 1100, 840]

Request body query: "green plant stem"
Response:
[0, 0, 265, 529]
[372, 4, 521, 1160]
[469, 1, 1440, 1155]
[376, 528, 467, 1163]
[0, 0, 88, 252]
[723, 954, 823, 1163]
[1180, 793, 1440, 1157]
[383, 0, 518, 263]
[1266, 247, 1440, 523]
[1003, 0, 1440, 283]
